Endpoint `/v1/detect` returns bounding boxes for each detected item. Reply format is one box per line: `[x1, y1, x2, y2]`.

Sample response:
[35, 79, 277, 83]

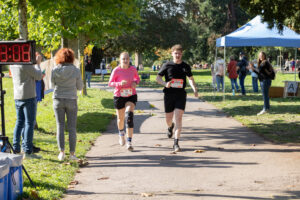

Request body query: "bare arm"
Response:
[156, 75, 171, 88]
[188, 76, 198, 97]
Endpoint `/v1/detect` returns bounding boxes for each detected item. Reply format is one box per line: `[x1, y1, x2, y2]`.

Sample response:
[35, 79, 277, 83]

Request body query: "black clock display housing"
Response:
[0, 40, 36, 65]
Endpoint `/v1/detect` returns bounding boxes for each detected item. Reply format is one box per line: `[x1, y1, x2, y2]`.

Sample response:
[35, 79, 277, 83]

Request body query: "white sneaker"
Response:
[126, 142, 134, 152]
[257, 109, 268, 116]
[58, 152, 65, 161]
[119, 135, 125, 146]
[70, 154, 79, 161]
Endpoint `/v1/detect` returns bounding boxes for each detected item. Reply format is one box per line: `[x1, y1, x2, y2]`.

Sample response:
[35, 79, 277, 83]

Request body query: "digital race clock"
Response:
[0, 40, 36, 65]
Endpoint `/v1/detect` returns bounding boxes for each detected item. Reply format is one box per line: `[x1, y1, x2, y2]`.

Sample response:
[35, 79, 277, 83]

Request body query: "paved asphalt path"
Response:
[64, 82, 300, 200]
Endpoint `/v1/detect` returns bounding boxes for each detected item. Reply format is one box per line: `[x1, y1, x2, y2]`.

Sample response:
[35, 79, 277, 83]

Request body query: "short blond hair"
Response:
[171, 44, 183, 52]
[120, 51, 129, 59]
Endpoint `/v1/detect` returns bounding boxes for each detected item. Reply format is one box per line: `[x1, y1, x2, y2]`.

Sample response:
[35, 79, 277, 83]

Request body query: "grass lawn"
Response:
[3, 77, 115, 199]
[186, 70, 300, 144]
[3, 67, 300, 199]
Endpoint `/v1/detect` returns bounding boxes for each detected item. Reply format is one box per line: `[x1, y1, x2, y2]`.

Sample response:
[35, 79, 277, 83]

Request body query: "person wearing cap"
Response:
[237, 52, 248, 95]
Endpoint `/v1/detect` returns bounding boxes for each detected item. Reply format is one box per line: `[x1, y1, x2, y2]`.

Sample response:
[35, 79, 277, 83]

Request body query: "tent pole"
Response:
[223, 46, 226, 100]
[215, 47, 217, 65]
[295, 48, 297, 82]
[280, 48, 282, 72]
[214, 47, 217, 94]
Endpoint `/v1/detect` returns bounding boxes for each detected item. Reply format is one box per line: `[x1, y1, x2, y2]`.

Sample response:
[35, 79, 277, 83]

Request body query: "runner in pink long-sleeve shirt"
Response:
[108, 66, 140, 97]
[108, 52, 140, 151]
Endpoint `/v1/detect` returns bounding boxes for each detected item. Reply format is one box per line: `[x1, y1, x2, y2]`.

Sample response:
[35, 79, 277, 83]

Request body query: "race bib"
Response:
[120, 88, 133, 97]
[170, 79, 184, 88]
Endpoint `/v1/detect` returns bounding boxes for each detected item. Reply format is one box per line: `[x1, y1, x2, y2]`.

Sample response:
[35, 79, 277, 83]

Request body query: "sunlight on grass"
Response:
[186, 70, 300, 143]
[126, 69, 300, 144]
[3, 77, 114, 199]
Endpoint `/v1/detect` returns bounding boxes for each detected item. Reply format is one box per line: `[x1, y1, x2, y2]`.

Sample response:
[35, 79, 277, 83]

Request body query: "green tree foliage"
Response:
[239, 0, 300, 33]
[0, 0, 19, 40]
[109, 0, 192, 55]
[183, 0, 250, 64]
[0, 0, 141, 52]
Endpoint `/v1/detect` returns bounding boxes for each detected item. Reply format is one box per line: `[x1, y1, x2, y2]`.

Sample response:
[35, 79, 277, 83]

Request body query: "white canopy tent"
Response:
[215, 16, 300, 93]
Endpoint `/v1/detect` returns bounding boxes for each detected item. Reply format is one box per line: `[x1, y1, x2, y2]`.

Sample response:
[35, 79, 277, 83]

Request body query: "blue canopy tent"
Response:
[215, 15, 300, 93]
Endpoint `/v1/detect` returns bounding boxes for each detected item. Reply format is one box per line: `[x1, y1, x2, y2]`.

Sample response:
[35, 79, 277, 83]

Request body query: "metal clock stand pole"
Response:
[0, 64, 36, 188]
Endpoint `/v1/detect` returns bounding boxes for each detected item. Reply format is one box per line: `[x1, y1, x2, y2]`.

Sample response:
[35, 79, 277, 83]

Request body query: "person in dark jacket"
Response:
[250, 51, 273, 116]
[84, 55, 93, 88]
[237, 52, 248, 95]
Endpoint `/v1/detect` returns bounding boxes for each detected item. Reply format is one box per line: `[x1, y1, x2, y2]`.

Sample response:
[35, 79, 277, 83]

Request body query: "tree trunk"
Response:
[61, 16, 68, 48]
[135, 52, 142, 67]
[18, 0, 28, 39]
[61, 37, 69, 48]
[227, 0, 237, 32]
[78, 33, 87, 95]
[69, 38, 79, 58]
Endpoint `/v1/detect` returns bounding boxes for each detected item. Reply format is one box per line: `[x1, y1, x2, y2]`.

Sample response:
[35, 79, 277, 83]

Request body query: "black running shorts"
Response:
[164, 92, 187, 113]
[114, 94, 137, 110]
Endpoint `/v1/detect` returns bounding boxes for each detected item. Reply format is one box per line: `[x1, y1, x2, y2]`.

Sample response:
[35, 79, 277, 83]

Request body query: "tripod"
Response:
[0, 65, 36, 188]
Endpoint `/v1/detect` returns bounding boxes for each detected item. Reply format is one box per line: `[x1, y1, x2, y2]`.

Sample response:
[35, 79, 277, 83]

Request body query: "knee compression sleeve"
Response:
[125, 111, 134, 128]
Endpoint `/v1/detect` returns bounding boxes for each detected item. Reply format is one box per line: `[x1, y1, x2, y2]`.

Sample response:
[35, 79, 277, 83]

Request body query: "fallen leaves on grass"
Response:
[63, 162, 71, 165]
[77, 159, 89, 167]
[89, 141, 95, 146]
[29, 190, 39, 200]
[69, 180, 79, 185]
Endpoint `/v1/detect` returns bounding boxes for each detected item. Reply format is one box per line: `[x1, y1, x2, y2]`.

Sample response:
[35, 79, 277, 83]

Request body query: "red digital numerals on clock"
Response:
[0, 43, 31, 62]
[0, 40, 36, 64]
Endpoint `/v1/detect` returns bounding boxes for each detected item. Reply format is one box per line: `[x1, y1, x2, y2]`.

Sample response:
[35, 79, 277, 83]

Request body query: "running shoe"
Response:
[173, 144, 181, 152]
[167, 123, 175, 138]
[257, 109, 268, 116]
[58, 152, 65, 161]
[119, 135, 125, 146]
[33, 145, 41, 153]
[127, 142, 134, 152]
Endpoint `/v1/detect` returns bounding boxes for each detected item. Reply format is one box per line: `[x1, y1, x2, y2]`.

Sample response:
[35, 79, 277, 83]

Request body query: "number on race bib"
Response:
[170, 79, 183, 88]
[120, 88, 133, 97]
